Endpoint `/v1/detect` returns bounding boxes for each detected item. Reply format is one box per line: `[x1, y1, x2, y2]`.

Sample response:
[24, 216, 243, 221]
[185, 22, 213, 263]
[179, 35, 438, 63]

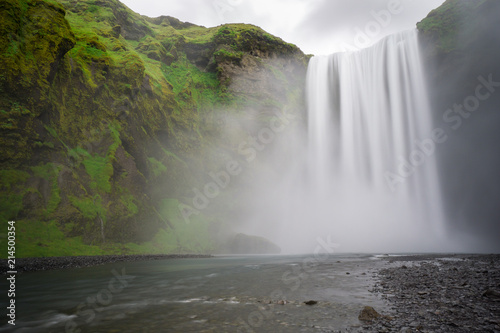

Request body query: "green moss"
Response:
[68, 147, 113, 193]
[120, 194, 138, 217]
[121, 196, 216, 255]
[264, 62, 287, 84]
[34, 140, 55, 148]
[44, 125, 59, 138]
[162, 55, 226, 109]
[148, 157, 167, 177]
[67, 122, 121, 193]
[82, 155, 113, 192]
[0, 193, 23, 223]
[31, 163, 62, 214]
[0, 101, 38, 165]
[214, 48, 243, 64]
[0, 169, 30, 222]
[31, 163, 52, 180]
[211, 24, 298, 56]
[0, 169, 30, 190]
[69, 194, 105, 220]
[0, 0, 76, 105]
[160, 148, 187, 167]
[66, 35, 111, 87]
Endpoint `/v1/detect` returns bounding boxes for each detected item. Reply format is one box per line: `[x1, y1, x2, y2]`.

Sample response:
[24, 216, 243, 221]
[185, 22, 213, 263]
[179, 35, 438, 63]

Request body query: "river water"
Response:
[0, 254, 388, 332]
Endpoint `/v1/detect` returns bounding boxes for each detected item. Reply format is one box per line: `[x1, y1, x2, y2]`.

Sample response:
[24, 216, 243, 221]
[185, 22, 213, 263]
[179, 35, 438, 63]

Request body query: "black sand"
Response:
[0, 254, 212, 274]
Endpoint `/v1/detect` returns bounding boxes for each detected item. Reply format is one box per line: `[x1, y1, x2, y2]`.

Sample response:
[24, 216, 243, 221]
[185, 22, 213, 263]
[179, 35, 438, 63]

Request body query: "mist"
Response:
[167, 1, 500, 255]
[222, 31, 474, 254]
[205, 1, 500, 254]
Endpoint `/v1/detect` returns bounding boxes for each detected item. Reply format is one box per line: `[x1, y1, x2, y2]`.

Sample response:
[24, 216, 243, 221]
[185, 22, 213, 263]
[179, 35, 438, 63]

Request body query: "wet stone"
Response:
[356, 254, 500, 333]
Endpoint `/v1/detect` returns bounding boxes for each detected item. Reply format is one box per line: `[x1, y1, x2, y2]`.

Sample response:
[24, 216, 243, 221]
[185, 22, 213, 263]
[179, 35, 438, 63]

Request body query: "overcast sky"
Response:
[120, 0, 445, 55]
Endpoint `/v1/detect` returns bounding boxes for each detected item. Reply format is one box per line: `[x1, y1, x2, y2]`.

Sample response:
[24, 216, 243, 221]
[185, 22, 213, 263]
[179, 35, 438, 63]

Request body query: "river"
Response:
[0, 254, 388, 332]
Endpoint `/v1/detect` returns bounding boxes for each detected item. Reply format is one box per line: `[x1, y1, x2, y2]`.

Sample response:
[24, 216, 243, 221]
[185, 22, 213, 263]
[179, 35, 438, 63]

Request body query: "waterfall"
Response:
[243, 30, 450, 253]
[301, 29, 445, 252]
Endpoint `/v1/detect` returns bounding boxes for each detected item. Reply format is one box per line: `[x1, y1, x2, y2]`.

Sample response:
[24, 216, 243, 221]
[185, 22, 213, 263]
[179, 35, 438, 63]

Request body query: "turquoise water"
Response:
[0, 254, 387, 332]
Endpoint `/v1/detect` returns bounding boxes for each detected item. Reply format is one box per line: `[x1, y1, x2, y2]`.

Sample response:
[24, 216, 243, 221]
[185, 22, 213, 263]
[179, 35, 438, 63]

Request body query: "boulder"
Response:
[358, 306, 380, 321]
[228, 233, 281, 254]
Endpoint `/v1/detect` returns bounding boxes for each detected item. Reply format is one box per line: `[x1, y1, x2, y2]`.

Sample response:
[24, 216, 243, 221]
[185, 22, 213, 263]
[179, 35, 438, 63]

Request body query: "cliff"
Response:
[417, 0, 500, 248]
[0, 0, 307, 256]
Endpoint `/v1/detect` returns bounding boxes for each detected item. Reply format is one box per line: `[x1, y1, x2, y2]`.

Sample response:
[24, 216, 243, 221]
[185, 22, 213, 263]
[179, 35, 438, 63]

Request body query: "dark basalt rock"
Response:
[360, 254, 500, 332]
[227, 233, 281, 254]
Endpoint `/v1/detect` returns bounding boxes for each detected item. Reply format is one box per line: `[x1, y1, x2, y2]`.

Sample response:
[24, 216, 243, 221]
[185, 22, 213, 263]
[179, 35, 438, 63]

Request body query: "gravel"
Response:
[358, 254, 500, 333]
[0, 254, 212, 274]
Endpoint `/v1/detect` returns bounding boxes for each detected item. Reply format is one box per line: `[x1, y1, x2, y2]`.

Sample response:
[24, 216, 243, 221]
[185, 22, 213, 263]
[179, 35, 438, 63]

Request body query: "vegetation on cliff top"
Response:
[417, 0, 488, 53]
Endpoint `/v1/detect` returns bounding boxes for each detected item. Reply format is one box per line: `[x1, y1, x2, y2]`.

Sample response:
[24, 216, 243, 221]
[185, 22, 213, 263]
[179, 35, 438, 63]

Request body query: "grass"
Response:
[69, 195, 105, 220]
[0, 219, 104, 258]
[162, 55, 225, 110]
[0, 196, 216, 257]
[214, 48, 243, 64]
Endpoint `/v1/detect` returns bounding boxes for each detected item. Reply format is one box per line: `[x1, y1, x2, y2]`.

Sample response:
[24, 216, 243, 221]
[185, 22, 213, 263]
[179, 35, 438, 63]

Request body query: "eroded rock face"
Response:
[220, 55, 306, 108]
[417, 0, 500, 250]
[211, 25, 307, 115]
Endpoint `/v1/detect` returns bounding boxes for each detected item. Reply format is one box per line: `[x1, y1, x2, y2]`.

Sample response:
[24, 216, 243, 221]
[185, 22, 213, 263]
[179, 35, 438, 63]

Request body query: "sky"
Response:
[120, 0, 446, 55]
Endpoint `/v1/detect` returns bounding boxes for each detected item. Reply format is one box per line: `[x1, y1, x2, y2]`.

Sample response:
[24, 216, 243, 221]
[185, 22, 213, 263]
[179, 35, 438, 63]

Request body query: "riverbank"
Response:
[359, 254, 500, 332]
[0, 254, 213, 274]
[2, 253, 498, 331]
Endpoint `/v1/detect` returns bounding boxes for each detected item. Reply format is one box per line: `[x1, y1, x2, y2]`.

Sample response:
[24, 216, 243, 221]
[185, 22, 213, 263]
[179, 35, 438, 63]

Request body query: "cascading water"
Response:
[303, 29, 446, 252]
[243, 29, 452, 253]
[307, 29, 448, 251]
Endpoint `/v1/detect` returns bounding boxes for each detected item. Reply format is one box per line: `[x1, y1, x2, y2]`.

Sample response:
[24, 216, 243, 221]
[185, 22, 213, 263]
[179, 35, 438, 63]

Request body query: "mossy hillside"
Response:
[417, 0, 500, 96]
[0, 0, 75, 102]
[0, 0, 75, 168]
[417, 0, 488, 54]
[0, 102, 37, 165]
[0, 0, 307, 257]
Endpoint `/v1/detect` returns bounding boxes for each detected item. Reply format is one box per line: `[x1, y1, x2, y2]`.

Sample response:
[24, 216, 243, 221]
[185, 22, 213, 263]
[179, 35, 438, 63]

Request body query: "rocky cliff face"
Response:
[417, 0, 500, 249]
[0, 0, 307, 256]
